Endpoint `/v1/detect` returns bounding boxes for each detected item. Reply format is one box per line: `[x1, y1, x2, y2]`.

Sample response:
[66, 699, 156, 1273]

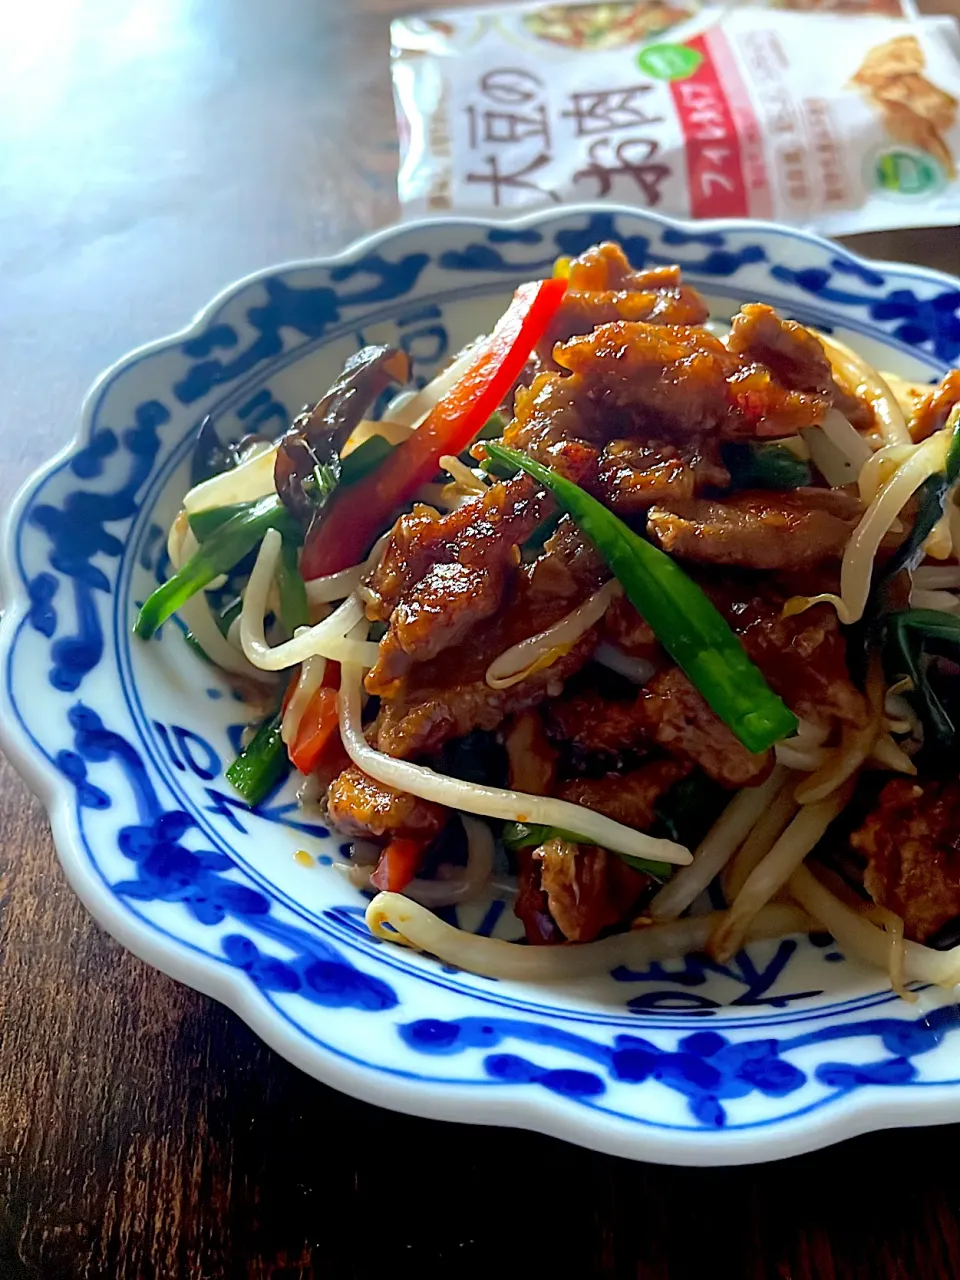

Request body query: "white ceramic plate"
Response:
[4, 205, 960, 1165]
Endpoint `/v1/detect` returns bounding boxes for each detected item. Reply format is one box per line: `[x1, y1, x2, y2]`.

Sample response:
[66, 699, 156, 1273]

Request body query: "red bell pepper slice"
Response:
[370, 836, 430, 893]
[284, 659, 342, 774]
[288, 685, 340, 775]
[300, 276, 568, 578]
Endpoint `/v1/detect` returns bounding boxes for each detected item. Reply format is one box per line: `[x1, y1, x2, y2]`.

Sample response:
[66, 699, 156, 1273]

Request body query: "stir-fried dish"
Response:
[137, 241, 960, 991]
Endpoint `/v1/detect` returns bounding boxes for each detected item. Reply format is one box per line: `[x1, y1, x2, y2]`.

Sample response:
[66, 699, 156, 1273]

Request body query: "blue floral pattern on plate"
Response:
[3, 206, 960, 1165]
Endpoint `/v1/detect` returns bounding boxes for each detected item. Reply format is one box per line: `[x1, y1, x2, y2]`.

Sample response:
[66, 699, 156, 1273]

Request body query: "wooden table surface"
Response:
[2, 2, 960, 1276]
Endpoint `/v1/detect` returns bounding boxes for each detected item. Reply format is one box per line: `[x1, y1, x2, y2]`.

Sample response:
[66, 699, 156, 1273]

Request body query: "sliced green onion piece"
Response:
[887, 607, 960, 743]
[943, 403, 960, 485]
[485, 444, 798, 754]
[501, 821, 671, 882]
[226, 712, 288, 806]
[135, 495, 300, 639]
[722, 442, 812, 491]
[341, 435, 396, 485]
[276, 539, 308, 634]
[479, 453, 519, 481]
[187, 502, 251, 543]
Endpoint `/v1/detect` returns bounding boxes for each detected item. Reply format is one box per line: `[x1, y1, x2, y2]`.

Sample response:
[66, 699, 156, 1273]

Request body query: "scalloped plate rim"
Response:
[3, 203, 960, 1166]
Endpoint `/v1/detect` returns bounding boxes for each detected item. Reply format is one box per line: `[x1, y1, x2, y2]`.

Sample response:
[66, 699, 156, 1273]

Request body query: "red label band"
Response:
[669, 35, 749, 219]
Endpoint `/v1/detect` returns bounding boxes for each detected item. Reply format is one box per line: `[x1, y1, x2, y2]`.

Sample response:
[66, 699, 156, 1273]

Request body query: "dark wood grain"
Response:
[2, 2, 960, 1276]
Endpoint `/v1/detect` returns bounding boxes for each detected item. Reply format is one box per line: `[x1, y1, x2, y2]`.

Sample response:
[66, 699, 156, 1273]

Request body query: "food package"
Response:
[391, 0, 960, 233]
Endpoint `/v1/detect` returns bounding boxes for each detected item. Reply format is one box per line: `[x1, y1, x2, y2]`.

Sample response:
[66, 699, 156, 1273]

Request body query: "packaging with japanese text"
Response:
[391, 0, 960, 233]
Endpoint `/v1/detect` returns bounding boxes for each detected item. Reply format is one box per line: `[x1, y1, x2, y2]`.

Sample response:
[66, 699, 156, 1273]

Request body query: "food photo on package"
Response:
[391, 0, 960, 233]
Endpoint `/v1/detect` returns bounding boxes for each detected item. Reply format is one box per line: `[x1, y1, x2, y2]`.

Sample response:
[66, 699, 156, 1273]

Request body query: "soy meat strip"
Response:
[506, 303, 870, 521]
[534, 244, 710, 367]
[327, 767, 448, 840]
[364, 474, 548, 694]
[372, 537, 605, 758]
[646, 490, 863, 573]
[852, 779, 960, 945]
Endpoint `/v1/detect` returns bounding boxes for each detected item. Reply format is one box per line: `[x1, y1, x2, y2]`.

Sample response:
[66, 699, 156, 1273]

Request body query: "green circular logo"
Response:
[871, 148, 943, 198]
[636, 42, 703, 81]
